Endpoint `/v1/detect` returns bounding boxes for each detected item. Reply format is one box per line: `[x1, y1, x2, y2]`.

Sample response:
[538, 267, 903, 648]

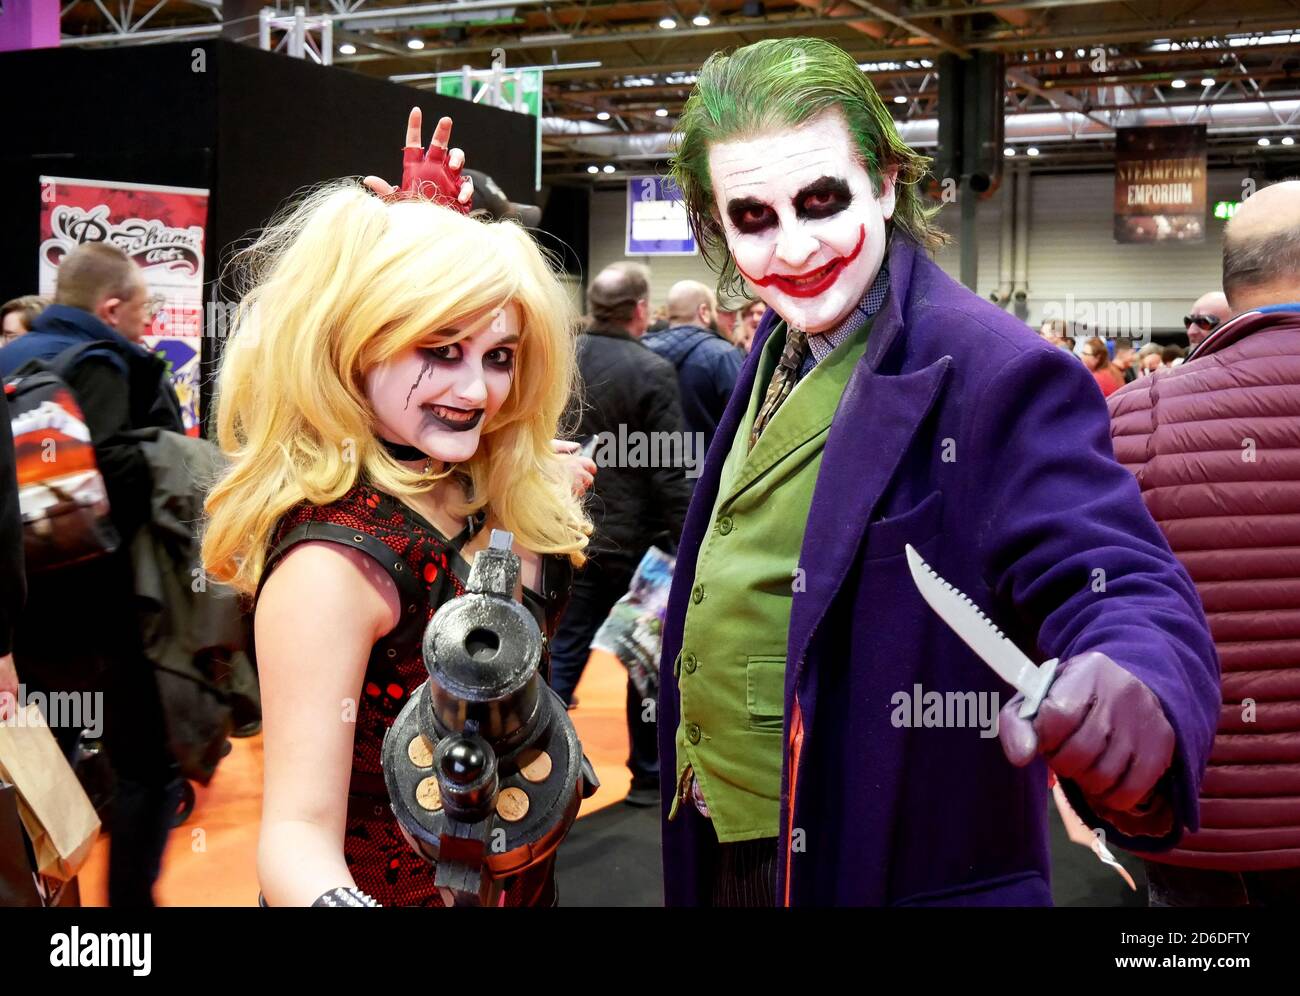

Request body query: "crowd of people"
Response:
[1037, 313, 1205, 397]
[1, 35, 1297, 909]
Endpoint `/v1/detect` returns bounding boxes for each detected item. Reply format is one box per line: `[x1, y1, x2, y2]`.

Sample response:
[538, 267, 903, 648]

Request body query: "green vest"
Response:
[671, 318, 872, 842]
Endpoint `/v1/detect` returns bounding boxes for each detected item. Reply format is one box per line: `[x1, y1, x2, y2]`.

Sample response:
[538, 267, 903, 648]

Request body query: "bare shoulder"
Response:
[256, 540, 401, 644]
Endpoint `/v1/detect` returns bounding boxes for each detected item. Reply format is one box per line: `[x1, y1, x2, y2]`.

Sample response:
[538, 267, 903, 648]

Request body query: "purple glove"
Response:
[999, 651, 1175, 814]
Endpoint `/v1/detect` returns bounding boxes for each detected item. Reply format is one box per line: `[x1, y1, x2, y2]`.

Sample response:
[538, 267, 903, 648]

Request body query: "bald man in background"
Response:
[644, 280, 744, 456]
[1185, 290, 1233, 349]
[1109, 179, 1300, 905]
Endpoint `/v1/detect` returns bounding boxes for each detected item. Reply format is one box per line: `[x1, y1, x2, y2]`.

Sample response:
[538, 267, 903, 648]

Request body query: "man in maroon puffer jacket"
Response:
[1109, 179, 1300, 906]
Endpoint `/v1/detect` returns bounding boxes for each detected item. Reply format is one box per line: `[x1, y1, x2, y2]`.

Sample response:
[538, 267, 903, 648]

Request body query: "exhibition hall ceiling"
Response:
[59, 1, 1300, 180]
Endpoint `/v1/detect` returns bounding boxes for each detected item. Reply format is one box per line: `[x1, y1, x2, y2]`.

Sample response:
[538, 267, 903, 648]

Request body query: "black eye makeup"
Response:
[485, 346, 516, 372]
[726, 175, 853, 235]
[796, 176, 853, 220]
[421, 342, 462, 364]
[418, 340, 515, 374]
[726, 198, 778, 234]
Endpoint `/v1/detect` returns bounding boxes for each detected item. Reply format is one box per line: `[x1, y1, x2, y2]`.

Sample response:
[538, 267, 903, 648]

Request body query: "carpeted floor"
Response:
[556, 801, 665, 907]
[554, 782, 1148, 907]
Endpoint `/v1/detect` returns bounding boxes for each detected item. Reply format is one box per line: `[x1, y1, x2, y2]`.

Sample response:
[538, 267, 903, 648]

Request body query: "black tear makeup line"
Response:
[404, 355, 432, 411]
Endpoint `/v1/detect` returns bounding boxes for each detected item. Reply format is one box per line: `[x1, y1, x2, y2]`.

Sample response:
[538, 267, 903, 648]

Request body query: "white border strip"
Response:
[39, 176, 210, 198]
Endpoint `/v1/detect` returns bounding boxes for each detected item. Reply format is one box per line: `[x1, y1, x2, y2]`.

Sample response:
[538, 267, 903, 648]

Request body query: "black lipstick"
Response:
[422, 404, 484, 432]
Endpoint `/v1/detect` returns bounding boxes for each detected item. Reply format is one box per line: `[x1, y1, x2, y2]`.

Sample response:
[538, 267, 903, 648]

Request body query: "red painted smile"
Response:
[737, 224, 867, 299]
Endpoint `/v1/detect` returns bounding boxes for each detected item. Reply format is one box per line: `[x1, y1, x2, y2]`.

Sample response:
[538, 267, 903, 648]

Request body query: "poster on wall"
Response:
[38, 176, 208, 435]
[626, 176, 697, 256]
[1113, 125, 1207, 243]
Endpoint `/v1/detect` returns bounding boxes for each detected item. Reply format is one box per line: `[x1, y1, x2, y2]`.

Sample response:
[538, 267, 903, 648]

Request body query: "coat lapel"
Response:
[659, 310, 783, 908]
[787, 238, 952, 683]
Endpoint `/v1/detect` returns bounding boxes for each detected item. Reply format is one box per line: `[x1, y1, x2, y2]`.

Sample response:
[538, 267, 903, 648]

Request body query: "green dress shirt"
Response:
[671, 315, 872, 842]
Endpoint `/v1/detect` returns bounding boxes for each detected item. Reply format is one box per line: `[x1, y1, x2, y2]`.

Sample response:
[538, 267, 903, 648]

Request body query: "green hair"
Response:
[670, 37, 947, 301]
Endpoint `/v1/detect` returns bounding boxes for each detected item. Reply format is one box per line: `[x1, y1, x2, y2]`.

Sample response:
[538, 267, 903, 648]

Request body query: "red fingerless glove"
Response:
[390, 144, 470, 215]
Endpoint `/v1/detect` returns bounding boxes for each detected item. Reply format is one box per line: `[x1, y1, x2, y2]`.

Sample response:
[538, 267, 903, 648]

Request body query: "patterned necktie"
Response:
[749, 323, 808, 450]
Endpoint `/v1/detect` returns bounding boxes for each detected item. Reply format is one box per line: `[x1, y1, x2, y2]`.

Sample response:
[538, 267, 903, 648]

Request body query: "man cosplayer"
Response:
[658, 38, 1221, 906]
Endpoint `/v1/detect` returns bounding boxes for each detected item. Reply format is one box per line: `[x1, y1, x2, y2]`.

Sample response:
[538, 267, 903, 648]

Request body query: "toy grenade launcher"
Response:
[382, 530, 596, 906]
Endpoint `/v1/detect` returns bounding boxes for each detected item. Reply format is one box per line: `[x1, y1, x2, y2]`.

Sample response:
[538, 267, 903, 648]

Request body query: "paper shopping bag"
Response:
[0, 704, 101, 881]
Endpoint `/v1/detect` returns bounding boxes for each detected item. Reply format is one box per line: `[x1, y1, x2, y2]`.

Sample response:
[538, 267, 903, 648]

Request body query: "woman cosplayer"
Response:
[203, 116, 591, 907]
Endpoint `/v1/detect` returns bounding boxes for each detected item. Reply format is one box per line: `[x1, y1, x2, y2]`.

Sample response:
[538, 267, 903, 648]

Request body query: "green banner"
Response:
[435, 68, 543, 191]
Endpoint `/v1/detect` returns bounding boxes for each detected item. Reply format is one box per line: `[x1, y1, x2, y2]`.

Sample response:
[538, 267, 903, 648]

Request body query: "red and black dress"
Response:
[255, 479, 572, 906]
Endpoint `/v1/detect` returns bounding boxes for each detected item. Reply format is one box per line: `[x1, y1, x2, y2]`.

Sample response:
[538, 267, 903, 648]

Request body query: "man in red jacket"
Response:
[1108, 179, 1300, 906]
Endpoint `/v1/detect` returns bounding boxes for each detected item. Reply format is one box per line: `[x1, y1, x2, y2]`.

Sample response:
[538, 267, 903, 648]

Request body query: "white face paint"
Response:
[365, 303, 520, 466]
[707, 110, 897, 334]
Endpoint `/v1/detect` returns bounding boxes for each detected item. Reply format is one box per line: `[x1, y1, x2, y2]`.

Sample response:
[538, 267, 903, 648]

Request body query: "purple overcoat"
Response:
[657, 233, 1221, 906]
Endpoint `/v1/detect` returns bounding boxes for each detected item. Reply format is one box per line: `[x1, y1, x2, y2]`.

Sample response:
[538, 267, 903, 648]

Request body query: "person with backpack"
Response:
[644, 280, 744, 459]
[0, 242, 184, 907]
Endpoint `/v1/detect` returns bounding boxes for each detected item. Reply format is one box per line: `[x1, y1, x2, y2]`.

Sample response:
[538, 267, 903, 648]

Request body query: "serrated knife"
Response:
[904, 544, 1060, 720]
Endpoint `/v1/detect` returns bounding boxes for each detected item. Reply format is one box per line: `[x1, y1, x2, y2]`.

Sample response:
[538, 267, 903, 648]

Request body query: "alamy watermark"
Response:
[1040, 294, 1153, 338]
[588, 425, 707, 479]
[50, 928, 151, 976]
[889, 683, 1000, 738]
[0, 685, 103, 738]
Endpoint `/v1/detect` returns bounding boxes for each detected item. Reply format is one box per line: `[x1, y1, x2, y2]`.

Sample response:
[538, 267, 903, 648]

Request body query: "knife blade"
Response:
[904, 544, 1059, 720]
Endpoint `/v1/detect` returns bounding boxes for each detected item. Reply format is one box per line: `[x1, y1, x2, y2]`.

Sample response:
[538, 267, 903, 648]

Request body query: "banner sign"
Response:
[626, 176, 697, 256]
[38, 176, 208, 434]
[1114, 125, 1207, 243]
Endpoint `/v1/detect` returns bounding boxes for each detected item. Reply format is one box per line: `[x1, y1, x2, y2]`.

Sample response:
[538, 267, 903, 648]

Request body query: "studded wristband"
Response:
[311, 886, 381, 908]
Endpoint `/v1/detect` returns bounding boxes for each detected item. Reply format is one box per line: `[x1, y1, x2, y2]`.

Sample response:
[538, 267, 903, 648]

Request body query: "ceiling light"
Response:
[519, 31, 573, 43]
[1200, 77, 1215, 87]
[1075, 48, 1085, 57]
[1054, 49, 1063, 59]
[407, 38, 425, 50]
[1258, 137, 1271, 146]
[1283, 136, 1296, 146]
[893, 95, 908, 104]
[659, 16, 677, 29]
[603, 164, 616, 173]
[1026, 146, 1040, 156]
[1003, 147, 1016, 157]
[587, 165, 599, 174]
[655, 108, 669, 117]
[692, 14, 710, 26]
[1170, 78, 1187, 89]
[920, 59, 933, 68]
[338, 43, 356, 55]
[596, 110, 611, 121]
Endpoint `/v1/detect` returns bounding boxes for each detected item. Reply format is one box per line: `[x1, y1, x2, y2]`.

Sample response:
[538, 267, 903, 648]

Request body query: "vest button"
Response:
[718, 516, 733, 535]
[683, 653, 698, 674]
[691, 584, 704, 604]
[687, 723, 701, 745]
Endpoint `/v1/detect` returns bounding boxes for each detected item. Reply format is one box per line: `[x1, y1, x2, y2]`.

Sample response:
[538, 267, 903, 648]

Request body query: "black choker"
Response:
[379, 438, 427, 462]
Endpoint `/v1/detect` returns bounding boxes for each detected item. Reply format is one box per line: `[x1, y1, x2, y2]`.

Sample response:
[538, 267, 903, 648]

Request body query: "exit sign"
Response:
[1214, 201, 1242, 219]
